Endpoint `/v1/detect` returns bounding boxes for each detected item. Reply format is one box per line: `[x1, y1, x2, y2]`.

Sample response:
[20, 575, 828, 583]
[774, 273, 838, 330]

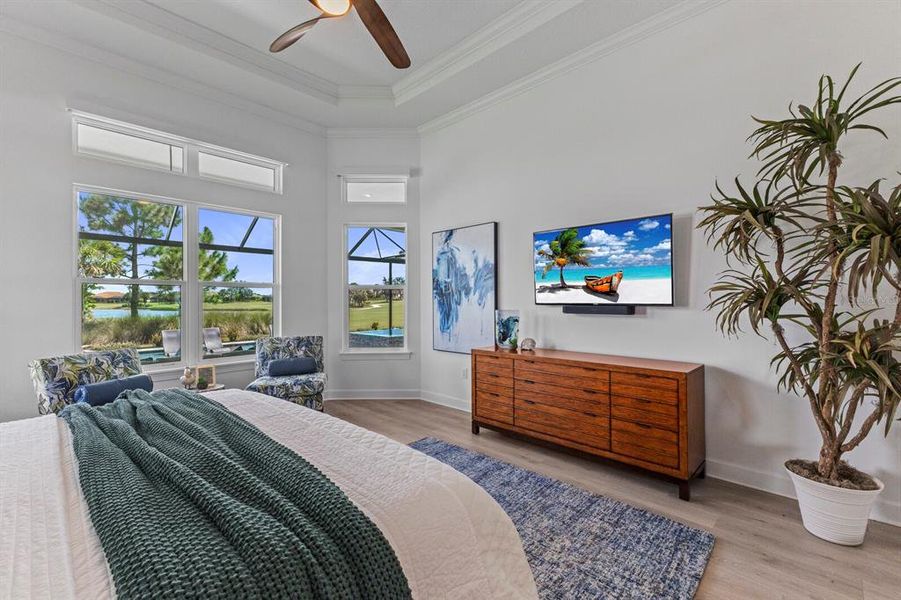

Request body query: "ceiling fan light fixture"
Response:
[311, 0, 352, 17]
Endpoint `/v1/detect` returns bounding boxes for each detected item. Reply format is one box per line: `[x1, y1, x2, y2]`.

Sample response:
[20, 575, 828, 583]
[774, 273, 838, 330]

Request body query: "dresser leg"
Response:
[678, 481, 691, 501]
[471, 421, 480, 435]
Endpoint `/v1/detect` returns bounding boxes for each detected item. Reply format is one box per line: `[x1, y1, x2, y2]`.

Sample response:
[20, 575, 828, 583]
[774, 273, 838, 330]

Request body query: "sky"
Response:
[347, 226, 406, 285]
[533, 214, 672, 270]
[78, 192, 274, 285]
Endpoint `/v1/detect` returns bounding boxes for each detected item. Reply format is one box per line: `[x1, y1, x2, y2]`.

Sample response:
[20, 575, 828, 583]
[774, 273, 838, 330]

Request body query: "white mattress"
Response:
[0, 390, 537, 599]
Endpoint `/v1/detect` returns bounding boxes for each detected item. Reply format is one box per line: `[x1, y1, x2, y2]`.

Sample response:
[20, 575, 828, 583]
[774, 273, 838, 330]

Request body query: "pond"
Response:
[91, 308, 178, 319]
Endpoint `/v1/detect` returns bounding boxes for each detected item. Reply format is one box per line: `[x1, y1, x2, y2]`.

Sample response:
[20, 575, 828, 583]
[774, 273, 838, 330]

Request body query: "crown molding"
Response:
[418, 0, 730, 135]
[72, 0, 344, 105]
[0, 15, 326, 137]
[326, 128, 419, 139]
[392, 0, 584, 107]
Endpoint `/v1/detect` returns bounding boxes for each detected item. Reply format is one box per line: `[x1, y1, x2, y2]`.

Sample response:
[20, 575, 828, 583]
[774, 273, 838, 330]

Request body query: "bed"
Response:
[0, 389, 537, 599]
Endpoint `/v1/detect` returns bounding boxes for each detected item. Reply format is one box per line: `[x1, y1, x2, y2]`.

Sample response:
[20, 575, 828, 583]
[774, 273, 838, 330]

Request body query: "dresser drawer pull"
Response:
[583, 389, 598, 395]
[523, 399, 536, 405]
[523, 379, 536, 385]
[635, 422, 652, 429]
[485, 392, 499, 398]
[583, 411, 599, 418]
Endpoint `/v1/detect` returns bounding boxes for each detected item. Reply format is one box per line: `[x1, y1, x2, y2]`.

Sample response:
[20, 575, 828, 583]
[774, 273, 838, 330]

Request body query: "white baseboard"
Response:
[420, 389, 470, 412]
[706, 458, 900, 526]
[325, 388, 420, 400]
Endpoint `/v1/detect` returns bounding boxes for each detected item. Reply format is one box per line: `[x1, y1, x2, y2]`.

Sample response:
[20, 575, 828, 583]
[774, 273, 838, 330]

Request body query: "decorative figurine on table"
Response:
[520, 337, 536, 352]
[179, 367, 196, 389]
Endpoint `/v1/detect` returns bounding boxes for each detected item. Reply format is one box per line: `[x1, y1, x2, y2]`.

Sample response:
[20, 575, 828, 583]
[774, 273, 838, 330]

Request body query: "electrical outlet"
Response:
[462, 367, 469, 379]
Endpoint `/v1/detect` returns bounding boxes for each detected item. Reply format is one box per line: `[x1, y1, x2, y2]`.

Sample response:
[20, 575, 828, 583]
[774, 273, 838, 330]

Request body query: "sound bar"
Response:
[562, 305, 636, 315]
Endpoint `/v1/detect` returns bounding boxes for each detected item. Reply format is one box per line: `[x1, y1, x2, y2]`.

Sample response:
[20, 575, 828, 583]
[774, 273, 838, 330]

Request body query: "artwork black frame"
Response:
[431, 221, 498, 354]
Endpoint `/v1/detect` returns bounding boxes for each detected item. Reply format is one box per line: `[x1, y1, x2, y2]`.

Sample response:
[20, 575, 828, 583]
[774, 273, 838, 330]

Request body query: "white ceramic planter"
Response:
[786, 465, 884, 546]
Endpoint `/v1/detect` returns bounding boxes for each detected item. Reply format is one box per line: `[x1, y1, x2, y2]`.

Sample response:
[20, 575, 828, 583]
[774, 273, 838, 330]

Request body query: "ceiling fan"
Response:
[270, 0, 411, 69]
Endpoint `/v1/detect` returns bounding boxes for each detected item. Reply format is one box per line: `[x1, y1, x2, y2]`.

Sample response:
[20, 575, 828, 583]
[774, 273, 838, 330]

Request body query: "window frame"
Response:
[197, 206, 279, 360]
[73, 184, 281, 372]
[341, 175, 408, 205]
[342, 222, 408, 355]
[71, 111, 286, 194]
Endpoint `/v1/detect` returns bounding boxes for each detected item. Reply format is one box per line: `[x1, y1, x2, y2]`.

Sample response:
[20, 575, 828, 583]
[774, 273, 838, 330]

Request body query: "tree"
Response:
[537, 228, 591, 287]
[146, 226, 239, 283]
[79, 194, 179, 317]
[78, 240, 126, 319]
[698, 65, 900, 483]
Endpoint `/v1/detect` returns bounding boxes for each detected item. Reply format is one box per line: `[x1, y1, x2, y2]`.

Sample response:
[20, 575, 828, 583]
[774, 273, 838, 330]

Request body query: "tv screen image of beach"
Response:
[533, 213, 673, 306]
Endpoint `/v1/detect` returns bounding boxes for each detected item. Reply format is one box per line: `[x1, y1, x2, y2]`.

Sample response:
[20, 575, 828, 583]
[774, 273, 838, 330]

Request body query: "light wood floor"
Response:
[325, 399, 900, 600]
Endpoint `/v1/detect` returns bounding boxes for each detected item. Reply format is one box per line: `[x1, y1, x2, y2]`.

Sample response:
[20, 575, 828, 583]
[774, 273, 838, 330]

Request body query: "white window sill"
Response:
[339, 350, 412, 361]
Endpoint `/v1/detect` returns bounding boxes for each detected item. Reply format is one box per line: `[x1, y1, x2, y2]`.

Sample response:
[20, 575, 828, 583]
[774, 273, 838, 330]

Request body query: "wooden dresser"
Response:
[471, 347, 705, 500]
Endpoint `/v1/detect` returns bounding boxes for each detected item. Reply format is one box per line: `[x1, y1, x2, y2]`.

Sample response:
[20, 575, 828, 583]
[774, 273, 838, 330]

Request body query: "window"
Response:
[76, 187, 279, 367]
[198, 208, 276, 358]
[345, 225, 406, 351]
[71, 111, 285, 193]
[75, 122, 185, 173]
[77, 191, 185, 364]
[198, 152, 278, 191]
[344, 176, 407, 204]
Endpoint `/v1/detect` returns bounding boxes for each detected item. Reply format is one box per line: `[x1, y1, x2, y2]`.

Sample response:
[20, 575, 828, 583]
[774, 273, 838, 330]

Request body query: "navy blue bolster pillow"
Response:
[269, 357, 317, 377]
[74, 374, 154, 407]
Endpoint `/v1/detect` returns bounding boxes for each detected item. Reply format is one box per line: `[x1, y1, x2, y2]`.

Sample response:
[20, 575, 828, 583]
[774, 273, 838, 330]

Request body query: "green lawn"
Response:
[349, 299, 405, 332]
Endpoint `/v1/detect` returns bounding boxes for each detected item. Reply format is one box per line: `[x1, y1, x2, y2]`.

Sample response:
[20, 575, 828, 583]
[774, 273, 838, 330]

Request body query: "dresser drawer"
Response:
[476, 379, 513, 397]
[475, 391, 513, 425]
[611, 436, 679, 468]
[474, 370, 513, 389]
[475, 355, 513, 378]
[516, 359, 609, 387]
[515, 399, 609, 450]
[611, 371, 678, 392]
[611, 395, 678, 431]
[611, 382, 678, 405]
[515, 378, 609, 409]
[612, 421, 679, 455]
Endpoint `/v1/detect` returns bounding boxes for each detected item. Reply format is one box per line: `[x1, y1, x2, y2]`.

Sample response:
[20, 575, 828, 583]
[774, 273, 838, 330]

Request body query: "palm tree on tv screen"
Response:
[538, 228, 591, 288]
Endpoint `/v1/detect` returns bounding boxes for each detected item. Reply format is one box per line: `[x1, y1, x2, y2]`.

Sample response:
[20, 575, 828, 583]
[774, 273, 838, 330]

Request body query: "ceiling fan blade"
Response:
[352, 0, 411, 69]
[270, 16, 324, 52]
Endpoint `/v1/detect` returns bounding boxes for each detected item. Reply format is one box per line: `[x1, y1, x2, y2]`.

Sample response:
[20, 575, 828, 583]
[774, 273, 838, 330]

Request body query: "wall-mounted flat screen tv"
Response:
[533, 213, 674, 306]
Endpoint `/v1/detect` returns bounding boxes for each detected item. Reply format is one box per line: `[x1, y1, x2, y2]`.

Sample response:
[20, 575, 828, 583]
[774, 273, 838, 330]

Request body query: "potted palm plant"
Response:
[699, 65, 900, 545]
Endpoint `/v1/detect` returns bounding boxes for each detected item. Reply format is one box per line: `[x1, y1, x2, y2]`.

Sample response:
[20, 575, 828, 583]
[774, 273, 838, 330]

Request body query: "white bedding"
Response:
[0, 390, 537, 599]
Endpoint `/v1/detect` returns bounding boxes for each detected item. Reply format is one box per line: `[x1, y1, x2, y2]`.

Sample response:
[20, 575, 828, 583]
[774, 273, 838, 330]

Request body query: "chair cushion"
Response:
[246, 372, 326, 399]
[74, 374, 154, 407]
[255, 336, 324, 377]
[268, 357, 317, 377]
[29, 349, 143, 414]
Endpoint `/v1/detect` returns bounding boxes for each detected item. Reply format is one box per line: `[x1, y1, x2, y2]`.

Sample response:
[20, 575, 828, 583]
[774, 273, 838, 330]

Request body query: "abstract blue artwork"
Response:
[432, 222, 497, 354]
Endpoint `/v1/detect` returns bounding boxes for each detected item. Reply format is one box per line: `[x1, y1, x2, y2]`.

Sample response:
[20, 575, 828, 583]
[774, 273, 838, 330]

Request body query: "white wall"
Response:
[0, 35, 327, 422]
[418, 0, 901, 523]
[324, 133, 421, 399]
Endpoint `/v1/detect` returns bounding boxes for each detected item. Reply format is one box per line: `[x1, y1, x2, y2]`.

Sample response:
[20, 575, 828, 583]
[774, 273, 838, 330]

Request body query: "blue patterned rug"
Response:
[410, 438, 714, 600]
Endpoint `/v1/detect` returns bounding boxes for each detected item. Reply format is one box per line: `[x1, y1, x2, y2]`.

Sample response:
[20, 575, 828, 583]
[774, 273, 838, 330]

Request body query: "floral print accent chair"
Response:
[245, 336, 327, 411]
[29, 349, 144, 415]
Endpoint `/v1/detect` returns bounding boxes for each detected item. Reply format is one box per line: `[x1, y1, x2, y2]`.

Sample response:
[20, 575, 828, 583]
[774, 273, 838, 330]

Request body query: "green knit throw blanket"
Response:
[60, 389, 411, 599]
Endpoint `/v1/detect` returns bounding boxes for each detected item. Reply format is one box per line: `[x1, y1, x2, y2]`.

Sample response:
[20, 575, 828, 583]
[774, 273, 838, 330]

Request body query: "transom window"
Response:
[345, 225, 406, 351]
[72, 111, 285, 193]
[343, 176, 407, 204]
[76, 188, 279, 366]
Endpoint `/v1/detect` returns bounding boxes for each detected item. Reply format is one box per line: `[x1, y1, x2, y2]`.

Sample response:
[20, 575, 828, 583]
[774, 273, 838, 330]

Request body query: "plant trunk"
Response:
[559, 266, 566, 288]
[817, 444, 840, 480]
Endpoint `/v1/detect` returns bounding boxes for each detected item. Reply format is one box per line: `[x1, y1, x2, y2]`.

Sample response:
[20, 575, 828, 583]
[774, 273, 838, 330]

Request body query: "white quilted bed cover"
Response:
[0, 390, 537, 599]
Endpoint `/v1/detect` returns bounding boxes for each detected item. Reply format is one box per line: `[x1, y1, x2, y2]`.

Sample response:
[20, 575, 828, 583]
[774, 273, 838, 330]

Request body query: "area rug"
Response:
[410, 437, 714, 600]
